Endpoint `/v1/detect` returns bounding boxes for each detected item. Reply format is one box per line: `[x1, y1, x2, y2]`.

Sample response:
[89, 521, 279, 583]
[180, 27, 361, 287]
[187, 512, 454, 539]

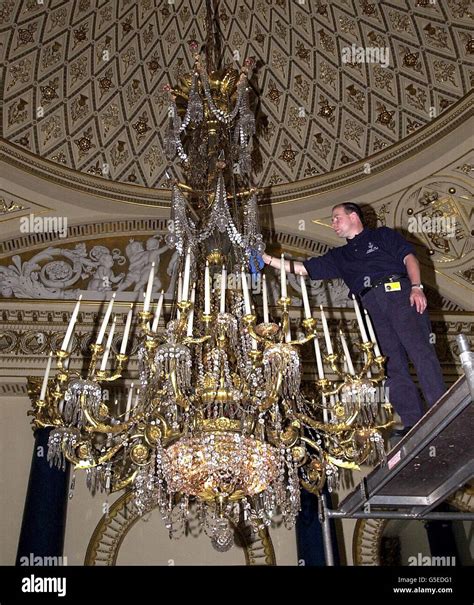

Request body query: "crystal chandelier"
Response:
[31, 36, 393, 552]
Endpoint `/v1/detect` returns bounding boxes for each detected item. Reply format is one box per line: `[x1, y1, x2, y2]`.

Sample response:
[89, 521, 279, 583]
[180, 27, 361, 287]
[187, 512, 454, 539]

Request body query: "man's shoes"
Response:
[389, 426, 413, 448]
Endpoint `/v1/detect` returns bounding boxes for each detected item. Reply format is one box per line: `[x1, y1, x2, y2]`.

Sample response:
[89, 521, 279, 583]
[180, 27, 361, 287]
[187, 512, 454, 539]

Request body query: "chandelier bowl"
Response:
[162, 431, 280, 502]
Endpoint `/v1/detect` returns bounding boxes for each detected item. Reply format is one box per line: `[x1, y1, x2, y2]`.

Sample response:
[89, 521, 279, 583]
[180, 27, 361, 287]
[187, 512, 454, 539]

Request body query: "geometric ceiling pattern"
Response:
[1, 0, 473, 189]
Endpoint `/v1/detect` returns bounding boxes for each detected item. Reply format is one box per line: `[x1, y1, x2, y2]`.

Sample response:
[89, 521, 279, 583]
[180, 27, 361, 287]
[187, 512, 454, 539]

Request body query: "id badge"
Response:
[384, 281, 401, 292]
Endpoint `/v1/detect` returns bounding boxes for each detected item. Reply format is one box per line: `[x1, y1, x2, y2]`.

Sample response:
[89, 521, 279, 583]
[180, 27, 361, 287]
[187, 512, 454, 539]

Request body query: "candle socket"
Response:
[144, 339, 158, 352]
[249, 349, 262, 365]
[359, 341, 374, 354]
[324, 352, 342, 376]
[316, 378, 331, 391]
[115, 353, 128, 364]
[138, 310, 153, 323]
[201, 313, 213, 326]
[90, 343, 105, 355]
[55, 371, 69, 386]
[55, 349, 70, 371]
[177, 300, 192, 313]
[302, 317, 317, 332]
[36, 398, 47, 409]
[242, 313, 257, 327]
[277, 297, 291, 309]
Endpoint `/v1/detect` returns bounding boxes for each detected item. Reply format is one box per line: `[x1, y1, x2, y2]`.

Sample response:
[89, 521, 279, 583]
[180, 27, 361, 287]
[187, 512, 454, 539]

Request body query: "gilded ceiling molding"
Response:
[1, 92, 472, 208]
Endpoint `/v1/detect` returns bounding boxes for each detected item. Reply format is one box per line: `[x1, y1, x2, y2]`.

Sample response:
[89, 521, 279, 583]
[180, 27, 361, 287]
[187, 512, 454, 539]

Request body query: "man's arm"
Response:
[404, 253, 427, 314]
[262, 253, 308, 276]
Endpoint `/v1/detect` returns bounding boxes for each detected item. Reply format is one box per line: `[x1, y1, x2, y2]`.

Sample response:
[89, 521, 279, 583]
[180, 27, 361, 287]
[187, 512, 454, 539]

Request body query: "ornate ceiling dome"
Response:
[1, 0, 472, 189]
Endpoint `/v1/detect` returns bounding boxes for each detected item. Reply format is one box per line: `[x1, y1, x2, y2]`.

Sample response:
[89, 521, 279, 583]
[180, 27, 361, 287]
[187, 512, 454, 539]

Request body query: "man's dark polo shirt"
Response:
[303, 227, 415, 296]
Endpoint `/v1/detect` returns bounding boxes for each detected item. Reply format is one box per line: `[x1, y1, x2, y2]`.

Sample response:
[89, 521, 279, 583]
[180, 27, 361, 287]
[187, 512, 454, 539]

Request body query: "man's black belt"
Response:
[358, 274, 407, 298]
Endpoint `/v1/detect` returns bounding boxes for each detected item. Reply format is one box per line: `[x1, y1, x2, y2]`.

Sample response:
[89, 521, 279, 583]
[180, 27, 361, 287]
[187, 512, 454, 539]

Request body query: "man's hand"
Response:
[248, 248, 264, 274]
[410, 287, 427, 313]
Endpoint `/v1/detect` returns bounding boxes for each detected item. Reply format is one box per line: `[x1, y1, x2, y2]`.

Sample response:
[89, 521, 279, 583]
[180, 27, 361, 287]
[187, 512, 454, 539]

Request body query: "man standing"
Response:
[262, 202, 446, 434]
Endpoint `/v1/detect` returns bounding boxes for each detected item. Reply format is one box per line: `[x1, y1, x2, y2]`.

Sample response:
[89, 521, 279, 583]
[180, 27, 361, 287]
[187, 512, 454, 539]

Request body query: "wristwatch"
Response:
[411, 283, 424, 290]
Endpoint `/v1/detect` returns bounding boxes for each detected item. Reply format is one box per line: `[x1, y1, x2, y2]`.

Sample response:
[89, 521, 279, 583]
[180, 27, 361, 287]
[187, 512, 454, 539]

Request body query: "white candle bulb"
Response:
[143, 262, 155, 312]
[125, 383, 134, 421]
[204, 261, 210, 314]
[182, 247, 192, 301]
[364, 309, 381, 357]
[151, 291, 164, 332]
[262, 274, 269, 323]
[241, 270, 251, 315]
[300, 273, 311, 319]
[352, 294, 369, 343]
[330, 394, 336, 422]
[322, 393, 328, 424]
[63, 336, 74, 370]
[339, 331, 355, 375]
[319, 305, 333, 354]
[120, 305, 133, 354]
[220, 265, 227, 313]
[39, 351, 53, 400]
[61, 295, 82, 351]
[96, 293, 115, 345]
[187, 282, 196, 336]
[313, 335, 325, 379]
[100, 316, 116, 371]
[251, 332, 258, 350]
[280, 253, 287, 298]
[132, 389, 140, 416]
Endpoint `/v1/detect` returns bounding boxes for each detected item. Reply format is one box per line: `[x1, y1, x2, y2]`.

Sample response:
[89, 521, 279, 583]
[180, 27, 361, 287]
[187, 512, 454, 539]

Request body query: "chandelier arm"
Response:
[259, 368, 283, 412]
[82, 407, 145, 433]
[64, 441, 124, 470]
[242, 315, 271, 346]
[183, 335, 211, 345]
[367, 357, 388, 384]
[285, 333, 317, 347]
[296, 411, 359, 433]
[87, 344, 104, 381]
[354, 341, 375, 378]
[110, 469, 138, 493]
[324, 353, 347, 379]
[95, 353, 128, 383]
[276, 297, 291, 343]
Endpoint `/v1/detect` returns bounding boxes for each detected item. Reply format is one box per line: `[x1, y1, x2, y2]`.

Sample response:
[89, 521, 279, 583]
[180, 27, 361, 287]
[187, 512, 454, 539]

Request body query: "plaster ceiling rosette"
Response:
[0, 0, 472, 194]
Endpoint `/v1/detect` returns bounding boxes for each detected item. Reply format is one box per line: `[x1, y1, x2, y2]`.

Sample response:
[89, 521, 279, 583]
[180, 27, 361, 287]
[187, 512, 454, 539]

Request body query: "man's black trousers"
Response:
[361, 277, 446, 427]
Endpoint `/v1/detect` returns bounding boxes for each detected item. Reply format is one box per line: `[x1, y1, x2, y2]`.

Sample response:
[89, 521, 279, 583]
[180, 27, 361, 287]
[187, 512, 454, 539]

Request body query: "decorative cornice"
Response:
[0, 219, 332, 260]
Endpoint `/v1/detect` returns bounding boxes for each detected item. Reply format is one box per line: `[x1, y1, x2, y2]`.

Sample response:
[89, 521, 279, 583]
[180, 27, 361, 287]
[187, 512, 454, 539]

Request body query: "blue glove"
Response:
[248, 248, 264, 274]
